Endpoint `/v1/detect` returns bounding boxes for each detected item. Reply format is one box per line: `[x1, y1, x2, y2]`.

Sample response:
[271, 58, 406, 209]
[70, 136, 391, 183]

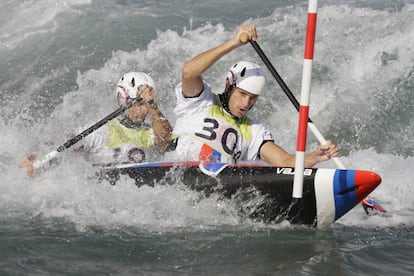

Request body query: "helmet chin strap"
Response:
[219, 85, 238, 119]
[248, 102, 255, 111]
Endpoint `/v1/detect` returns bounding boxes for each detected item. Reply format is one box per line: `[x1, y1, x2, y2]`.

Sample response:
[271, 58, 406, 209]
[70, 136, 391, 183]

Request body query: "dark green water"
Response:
[2, 216, 412, 275]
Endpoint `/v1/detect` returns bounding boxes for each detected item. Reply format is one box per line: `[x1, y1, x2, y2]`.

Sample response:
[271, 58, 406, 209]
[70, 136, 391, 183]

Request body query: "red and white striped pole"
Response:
[293, 0, 319, 199]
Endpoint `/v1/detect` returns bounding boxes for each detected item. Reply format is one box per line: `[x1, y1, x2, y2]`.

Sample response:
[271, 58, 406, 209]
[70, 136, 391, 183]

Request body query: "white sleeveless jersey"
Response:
[172, 81, 274, 163]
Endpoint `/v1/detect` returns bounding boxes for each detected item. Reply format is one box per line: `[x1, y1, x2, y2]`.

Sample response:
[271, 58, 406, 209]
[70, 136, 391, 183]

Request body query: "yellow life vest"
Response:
[105, 120, 153, 149]
[209, 94, 253, 141]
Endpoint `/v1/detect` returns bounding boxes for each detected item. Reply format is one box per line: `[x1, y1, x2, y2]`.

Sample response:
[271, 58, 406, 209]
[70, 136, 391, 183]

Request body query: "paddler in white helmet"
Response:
[171, 24, 339, 167]
[111, 72, 172, 155]
[20, 72, 172, 177]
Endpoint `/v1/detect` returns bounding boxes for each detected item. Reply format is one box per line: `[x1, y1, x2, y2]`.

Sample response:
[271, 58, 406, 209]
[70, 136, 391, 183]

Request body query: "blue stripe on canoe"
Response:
[333, 170, 357, 220]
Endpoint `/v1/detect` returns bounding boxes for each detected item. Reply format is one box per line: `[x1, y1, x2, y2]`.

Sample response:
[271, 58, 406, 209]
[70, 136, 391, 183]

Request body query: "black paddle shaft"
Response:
[249, 40, 313, 124]
[56, 97, 141, 152]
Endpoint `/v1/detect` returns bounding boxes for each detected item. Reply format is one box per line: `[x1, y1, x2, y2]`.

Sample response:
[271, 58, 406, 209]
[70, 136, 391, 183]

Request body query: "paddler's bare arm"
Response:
[147, 104, 172, 154]
[260, 140, 339, 168]
[139, 85, 173, 154]
[181, 24, 259, 97]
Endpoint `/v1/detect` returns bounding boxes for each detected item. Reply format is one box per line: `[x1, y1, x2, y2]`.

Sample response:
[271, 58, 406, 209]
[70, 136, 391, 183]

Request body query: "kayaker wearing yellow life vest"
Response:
[20, 72, 173, 177]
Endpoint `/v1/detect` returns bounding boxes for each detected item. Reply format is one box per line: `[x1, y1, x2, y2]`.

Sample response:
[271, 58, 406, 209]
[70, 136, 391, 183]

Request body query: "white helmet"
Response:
[227, 61, 265, 95]
[115, 72, 155, 100]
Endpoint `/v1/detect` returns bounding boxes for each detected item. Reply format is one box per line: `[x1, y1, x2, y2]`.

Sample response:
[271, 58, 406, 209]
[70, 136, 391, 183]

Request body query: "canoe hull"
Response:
[99, 162, 381, 229]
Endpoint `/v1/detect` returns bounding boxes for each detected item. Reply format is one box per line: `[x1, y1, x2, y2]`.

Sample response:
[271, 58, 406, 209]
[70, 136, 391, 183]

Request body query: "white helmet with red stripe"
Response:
[115, 72, 155, 101]
[227, 61, 265, 95]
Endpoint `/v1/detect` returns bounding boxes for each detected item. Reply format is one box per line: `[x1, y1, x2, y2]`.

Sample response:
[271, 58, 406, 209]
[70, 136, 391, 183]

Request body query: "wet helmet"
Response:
[226, 61, 265, 95]
[115, 72, 155, 101]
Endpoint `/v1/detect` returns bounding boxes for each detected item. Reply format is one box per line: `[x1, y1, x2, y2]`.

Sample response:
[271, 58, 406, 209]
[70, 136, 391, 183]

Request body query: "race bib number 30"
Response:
[195, 117, 241, 161]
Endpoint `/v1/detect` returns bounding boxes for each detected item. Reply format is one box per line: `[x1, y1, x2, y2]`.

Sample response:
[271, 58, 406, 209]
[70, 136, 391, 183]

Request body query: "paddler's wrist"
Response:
[145, 99, 158, 110]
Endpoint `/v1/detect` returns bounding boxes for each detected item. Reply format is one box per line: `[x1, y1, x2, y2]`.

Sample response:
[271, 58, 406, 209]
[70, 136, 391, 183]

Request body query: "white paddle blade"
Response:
[33, 150, 61, 171]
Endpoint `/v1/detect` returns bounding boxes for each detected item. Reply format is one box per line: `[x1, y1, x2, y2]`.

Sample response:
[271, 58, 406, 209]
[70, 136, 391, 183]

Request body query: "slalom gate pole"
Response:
[292, 0, 319, 199]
